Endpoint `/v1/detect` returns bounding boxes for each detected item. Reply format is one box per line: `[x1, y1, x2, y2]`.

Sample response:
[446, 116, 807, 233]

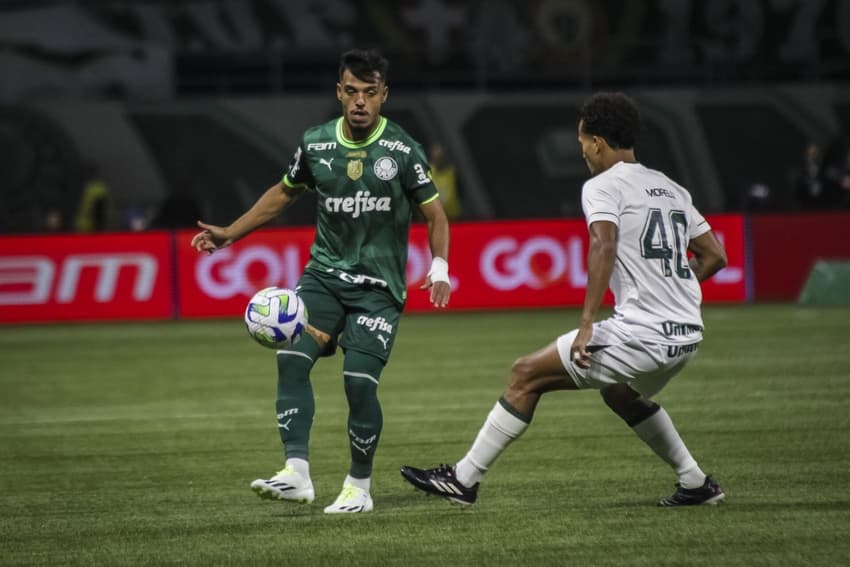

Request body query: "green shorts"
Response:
[294, 267, 402, 362]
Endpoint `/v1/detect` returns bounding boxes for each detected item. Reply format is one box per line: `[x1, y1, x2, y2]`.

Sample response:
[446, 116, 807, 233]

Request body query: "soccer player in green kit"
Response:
[190, 49, 452, 514]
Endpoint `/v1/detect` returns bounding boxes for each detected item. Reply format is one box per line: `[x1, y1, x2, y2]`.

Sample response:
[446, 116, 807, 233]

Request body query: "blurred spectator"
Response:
[793, 142, 827, 210]
[795, 138, 850, 210]
[428, 142, 462, 220]
[74, 163, 111, 232]
[741, 182, 771, 212]
[835, 146, 850, 207]
[821, 138, 850, 206]
[43, 208, 64, 232]
[123, 205, 148, 232]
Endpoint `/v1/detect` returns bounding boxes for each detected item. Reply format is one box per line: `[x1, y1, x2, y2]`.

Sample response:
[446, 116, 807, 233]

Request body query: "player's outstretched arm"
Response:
[190, 181, 295, 254]
[417, 198, 451, 308]
[688, 231, 727, 282]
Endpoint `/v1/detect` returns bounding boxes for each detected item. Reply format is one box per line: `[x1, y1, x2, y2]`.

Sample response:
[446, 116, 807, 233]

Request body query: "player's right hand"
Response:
[190, 220, 231, 254]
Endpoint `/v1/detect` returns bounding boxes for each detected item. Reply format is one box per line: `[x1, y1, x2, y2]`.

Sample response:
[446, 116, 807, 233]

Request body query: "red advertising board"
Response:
[750, 212, 850, 301]
[697, 214, 748, 302]
[174, 226, 317, 318]
[404, 214, 746, 310]
[175, 215, 746, 317]
[0, 217, 746, 323]
[0, 232, 174, 322]
[405, 219, 592, 311]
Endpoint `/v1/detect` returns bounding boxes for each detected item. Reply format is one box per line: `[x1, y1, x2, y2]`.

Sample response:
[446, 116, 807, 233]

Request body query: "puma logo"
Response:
[377, 335, 389, 350]
[277, 418, 292, 431]
[319, 157, 334, 171]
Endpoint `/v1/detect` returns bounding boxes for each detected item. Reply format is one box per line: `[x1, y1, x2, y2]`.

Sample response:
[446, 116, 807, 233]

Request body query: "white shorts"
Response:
[556, 319, 699, 399]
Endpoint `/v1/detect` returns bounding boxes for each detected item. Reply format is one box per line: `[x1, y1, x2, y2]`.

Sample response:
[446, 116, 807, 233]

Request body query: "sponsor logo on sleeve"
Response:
[413, 163, 431, 186]
[288, 146, 303, 178]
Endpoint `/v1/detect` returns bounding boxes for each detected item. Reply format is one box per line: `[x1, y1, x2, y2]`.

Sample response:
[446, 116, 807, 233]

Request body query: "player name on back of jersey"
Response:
[645, 187, 676, 198]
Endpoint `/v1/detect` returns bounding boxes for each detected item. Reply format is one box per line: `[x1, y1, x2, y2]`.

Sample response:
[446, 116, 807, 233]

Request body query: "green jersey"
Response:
[282, 116, 438, 306]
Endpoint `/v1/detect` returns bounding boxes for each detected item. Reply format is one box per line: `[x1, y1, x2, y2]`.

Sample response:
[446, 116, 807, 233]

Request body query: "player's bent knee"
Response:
[277, 350, 313, 383]
[600, 385, 659, 426]
[306, 324, 332, 350]
[600, 384, 638, 408]
[509, 355, 537, 383]
[342, 350, 385, 406]
[505, 361, 529, 394]
[505, 355, 548, 399]
[344, 375, 377, 408]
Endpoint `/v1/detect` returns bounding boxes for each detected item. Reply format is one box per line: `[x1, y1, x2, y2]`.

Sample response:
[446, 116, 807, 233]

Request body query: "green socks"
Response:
[343, 351, 385, 478]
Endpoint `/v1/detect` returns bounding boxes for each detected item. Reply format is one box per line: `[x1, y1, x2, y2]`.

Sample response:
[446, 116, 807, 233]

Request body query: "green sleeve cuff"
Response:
[282, 175, 309, 193]
[419, 193, 440, 205]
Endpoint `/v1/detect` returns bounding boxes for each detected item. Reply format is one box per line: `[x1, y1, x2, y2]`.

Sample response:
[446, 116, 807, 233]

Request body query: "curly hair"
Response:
[339, 49, 389, 83]
[577, 92, 641, 150]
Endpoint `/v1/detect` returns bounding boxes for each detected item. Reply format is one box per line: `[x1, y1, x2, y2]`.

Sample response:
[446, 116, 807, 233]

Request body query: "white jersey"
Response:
[581, 162, 711, 345]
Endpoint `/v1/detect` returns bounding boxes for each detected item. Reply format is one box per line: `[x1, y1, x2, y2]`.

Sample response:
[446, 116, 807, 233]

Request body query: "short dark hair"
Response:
[339, 49, 389, 83]
[577, 92, 640, 150]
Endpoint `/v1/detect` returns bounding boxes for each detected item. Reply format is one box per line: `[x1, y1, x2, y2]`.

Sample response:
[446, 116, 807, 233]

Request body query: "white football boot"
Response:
[250, 466, 315, 503]
[323, 481, 374, 514]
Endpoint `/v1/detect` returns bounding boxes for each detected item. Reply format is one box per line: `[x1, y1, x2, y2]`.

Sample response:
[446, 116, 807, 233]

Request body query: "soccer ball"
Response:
[244, 287, 308, 349]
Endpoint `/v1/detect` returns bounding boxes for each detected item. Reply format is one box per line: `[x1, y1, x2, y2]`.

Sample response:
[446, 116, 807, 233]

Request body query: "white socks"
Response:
[286, 457, 310, 479]
[455, 401, 530, 488]
[285, 460, 371, 493]
[453, 401, 706, 490]
[631, 408, 706, 489]
[345, 474, 371, 492]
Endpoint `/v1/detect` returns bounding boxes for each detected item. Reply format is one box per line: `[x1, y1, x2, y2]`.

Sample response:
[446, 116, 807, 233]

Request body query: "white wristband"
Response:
[428, 257, 450, 284]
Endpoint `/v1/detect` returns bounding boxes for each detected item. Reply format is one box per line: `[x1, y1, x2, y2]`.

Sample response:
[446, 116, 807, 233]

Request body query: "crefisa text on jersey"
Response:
[356, 315, 394, 334]
[324, 190, 391, 218]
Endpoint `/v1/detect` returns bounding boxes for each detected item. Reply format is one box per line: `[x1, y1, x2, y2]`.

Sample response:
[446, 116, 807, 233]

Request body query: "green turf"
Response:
[1, 305, 849, 566]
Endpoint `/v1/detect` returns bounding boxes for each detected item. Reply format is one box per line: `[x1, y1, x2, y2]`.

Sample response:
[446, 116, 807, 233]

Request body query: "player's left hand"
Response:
[421, 278, 451, 309]
[570, 325, 593, 369]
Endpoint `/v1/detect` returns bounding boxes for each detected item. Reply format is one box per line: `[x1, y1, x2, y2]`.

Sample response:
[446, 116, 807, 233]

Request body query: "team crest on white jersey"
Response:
[373, 156, 398, 181]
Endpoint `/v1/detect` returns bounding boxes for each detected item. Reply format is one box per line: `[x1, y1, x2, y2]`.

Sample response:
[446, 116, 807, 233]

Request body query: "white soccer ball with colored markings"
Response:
[244, 287, 308, 349]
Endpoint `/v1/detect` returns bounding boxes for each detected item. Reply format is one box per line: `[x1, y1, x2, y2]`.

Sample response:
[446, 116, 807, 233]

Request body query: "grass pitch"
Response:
[1, 305, 849, 566]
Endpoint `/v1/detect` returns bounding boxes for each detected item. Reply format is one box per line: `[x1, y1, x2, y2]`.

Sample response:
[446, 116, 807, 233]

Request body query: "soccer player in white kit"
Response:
[402, 92, 729, 507]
